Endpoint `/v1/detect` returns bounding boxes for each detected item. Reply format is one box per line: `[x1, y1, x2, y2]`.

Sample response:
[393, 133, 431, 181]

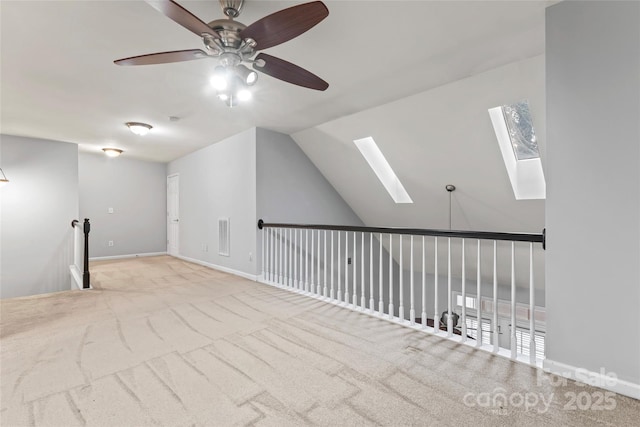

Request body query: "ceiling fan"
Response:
[114, 0, 329, 106]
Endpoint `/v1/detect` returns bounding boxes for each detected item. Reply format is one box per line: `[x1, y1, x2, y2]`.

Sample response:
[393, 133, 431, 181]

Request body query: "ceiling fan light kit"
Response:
[114, 0, 329, 107]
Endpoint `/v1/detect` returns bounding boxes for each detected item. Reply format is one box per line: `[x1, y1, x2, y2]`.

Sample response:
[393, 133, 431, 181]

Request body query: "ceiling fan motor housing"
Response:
[219, 0, 244, 18]
[205, 19, 256, 60]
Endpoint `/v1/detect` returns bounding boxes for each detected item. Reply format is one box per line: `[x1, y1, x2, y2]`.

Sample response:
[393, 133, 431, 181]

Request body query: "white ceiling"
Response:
[1, 1, 552, 162]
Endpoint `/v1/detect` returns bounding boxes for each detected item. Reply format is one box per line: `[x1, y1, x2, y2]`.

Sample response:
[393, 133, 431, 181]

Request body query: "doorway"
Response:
[167, 174, 179, 256]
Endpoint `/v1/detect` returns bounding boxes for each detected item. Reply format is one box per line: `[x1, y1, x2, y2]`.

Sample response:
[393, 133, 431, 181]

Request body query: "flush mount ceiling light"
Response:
[0, 168, 9, 187]
[113, 0, 329, 108]
[126, 122, 152, 136]
[102, 148, 124, 158]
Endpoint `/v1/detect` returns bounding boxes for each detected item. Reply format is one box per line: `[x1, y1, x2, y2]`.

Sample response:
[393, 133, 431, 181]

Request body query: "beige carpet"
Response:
[1, 256, 638, 426]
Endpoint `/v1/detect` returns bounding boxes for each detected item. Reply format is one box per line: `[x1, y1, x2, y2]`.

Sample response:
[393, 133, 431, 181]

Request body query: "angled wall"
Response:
[0, 135, 79, 298]
[545, 1, 640, 397]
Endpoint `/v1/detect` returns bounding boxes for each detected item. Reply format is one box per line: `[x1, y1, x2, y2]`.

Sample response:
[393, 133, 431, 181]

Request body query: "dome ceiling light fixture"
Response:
[126, 122, 153, 136]
[102, 148, 124, 157]
[114, 0, 330, 107]
[0, 168, 9, 187]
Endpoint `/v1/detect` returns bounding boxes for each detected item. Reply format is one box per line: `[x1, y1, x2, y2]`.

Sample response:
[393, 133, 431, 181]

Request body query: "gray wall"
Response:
[546, 1, 640, 386]
[256, 128, 364, 227]
[0, 135, 78, 298]
[167, 128, 257, 275]
[256, 129, 407, 313]
[79, 152, 167, 258]
[256, 128, 366, 274]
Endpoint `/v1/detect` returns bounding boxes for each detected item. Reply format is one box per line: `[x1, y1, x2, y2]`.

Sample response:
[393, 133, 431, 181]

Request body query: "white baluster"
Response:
[298, 230, 302, 290]
[476, 240, 482, 347]
[261, 226, 265, 281]
[317, 230, 321, 295]
[352, 231, 357, 307]
[361, 232, 365, 310]
[510, 241, 517, 360]
[274, 228, 278, 285]
[344, 231, 349, 304]
[493, 240, 498, 353]
[270, 228, 275, 283]
[289, 229, 293, 287]
[324, 230, 328, 298]
[447, 237, 452, 337]
[410, 235, 415, 325]
[304, 229, 309, 292]
[369, 233, 374, 311]
[309, 230, 316, 294]
[264, 228, 269, 282]
[434, 237, 439, 333]
[461, 239, 467, 342]
[279, 228, 283, 285]
[379, 233, 384, 314]
[283, 228, 287, 286]
[399, 235, 404, 322]
[294, 229, 298, 289]
[421, 236, 426, 328]
[331, 231, 335, 300]
[529, 242, 537, 365]
[388, 234, 394, 319]
[338, 231, 342, 302]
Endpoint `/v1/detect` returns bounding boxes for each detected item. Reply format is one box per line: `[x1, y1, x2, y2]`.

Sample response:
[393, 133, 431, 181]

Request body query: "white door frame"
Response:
[167, 173, 180, 256]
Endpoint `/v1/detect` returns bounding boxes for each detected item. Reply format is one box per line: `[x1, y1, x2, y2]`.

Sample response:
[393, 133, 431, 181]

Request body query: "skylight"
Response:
[353, 137, 413, 204]
[489, 100, 546, 200]
[502, 100, 539, 160]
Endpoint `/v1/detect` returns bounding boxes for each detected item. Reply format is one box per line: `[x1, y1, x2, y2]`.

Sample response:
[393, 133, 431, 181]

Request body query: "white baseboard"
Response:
[543, 359, 640, 400]
[90, 252, 167, 261]
[173, 254, 258, 282]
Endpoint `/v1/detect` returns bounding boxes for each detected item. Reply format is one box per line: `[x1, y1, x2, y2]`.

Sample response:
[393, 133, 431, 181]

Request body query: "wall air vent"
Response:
[218, 218, 230, 256]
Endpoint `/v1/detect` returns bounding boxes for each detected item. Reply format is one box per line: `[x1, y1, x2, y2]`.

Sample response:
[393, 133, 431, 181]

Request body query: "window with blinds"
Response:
[465, 316, 492, 345]
[515, 328, 545, 360]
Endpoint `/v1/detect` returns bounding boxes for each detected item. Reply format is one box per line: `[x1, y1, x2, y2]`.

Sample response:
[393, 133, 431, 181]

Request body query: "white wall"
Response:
[0, 135, 79, 298]
[546, 1, 640, 394]
[79, 152, 167, 258]
[167, 128, 257, 276]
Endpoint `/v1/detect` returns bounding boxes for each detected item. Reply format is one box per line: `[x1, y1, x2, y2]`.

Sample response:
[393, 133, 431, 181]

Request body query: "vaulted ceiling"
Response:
[1, 1, 552, 162]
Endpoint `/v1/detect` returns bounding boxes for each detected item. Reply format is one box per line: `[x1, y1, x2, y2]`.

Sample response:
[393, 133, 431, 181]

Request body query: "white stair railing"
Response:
[257, 220, 546, 366]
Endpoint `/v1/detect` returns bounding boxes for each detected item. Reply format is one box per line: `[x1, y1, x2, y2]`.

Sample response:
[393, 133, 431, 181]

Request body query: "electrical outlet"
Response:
[249, 252, 253, 261]
[202, 243, 208, 252]
[108, 207, 114, 214]
[348, 257, 352, 265]
[108, 240, 114, 247]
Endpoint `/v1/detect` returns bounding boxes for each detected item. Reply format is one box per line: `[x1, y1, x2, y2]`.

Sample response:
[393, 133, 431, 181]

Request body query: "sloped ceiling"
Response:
[292, 56, 546, 235]
[0, 1, 551, 162]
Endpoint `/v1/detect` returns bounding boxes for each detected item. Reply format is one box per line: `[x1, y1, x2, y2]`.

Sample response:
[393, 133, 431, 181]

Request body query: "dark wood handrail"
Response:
[257, 219, 545, 248]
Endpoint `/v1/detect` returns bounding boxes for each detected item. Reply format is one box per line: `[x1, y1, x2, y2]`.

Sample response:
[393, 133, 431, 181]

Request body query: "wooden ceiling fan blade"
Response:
[253, 53, 328, 91]
[240, 1, 328, 51]
[145, 0, 218, 38]
[114, 49, 209, 66]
